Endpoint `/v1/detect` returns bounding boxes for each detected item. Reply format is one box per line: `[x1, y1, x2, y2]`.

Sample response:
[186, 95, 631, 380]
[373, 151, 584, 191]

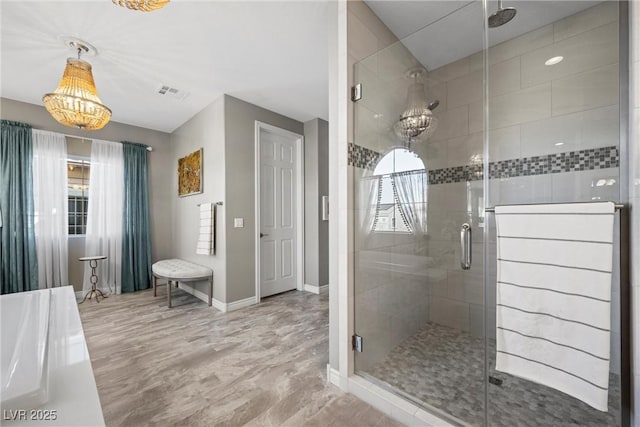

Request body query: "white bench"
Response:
[151, 259, 213, 308]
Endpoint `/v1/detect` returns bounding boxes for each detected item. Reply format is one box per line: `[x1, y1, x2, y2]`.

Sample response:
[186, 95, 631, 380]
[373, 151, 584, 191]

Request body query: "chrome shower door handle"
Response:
[460, 223, 472, 270]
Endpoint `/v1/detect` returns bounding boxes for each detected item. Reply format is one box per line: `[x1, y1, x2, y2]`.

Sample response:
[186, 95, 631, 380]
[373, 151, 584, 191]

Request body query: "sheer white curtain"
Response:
[32, 130, 68, 289]
[392, 170, 428, 235]
[84, 140, 124, 294]
[358, 176, 381, 245]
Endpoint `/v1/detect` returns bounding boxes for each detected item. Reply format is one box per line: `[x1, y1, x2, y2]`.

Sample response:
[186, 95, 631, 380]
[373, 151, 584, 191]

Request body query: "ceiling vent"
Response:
[156, 84, 189, 101]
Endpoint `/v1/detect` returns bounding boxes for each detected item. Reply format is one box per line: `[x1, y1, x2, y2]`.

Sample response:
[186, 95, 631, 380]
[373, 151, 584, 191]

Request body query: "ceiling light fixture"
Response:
[545, 56, 564, 66]
[43, 41, 111, 130]
[555, 142, 564, 146]
[393, 68, 439, 146]
[112, 0, 170, 12]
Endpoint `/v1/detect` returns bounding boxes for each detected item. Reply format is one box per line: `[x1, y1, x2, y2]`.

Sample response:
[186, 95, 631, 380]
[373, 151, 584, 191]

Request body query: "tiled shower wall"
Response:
[351, 2, 623, 372]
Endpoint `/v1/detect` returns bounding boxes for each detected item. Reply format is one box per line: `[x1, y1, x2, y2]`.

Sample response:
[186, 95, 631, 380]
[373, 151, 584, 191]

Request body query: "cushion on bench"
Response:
[152, 259, 212, 280]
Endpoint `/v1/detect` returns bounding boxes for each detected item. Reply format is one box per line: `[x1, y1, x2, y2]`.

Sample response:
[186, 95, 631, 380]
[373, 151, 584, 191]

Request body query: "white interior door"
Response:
[259, 126, 299, 297]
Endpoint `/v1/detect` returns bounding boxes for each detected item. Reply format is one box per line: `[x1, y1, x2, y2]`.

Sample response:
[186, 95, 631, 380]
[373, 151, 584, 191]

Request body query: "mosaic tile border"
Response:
[349, 143, 381, 169]
[348, 143, 619, 184]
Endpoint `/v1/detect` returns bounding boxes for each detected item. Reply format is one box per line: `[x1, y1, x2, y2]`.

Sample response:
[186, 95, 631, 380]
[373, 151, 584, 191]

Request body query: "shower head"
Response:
[488, 0, 517, 28]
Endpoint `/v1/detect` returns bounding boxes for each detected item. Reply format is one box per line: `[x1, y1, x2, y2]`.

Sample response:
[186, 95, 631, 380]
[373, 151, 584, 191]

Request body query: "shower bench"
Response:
[151, 259, 213, 308]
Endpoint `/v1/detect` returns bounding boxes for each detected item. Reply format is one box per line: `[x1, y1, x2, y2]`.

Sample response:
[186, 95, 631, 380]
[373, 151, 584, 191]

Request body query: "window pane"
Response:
[67, 159, 90, 235]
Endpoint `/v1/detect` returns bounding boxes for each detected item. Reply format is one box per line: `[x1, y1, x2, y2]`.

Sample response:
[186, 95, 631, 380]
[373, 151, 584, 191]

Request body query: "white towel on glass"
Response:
[494, 202, 615, 412]
[196, 203, 215, 256]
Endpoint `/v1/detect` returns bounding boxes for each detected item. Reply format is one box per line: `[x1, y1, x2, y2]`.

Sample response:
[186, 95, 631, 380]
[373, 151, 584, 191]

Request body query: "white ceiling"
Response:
[365, 0, 602, 71]
[1, 1, 328, 133]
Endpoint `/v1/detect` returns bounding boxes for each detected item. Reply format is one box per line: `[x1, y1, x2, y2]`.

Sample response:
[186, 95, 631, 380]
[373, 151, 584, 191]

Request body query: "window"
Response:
[67, 159, 90, 235]
[371, 148, 426, 233]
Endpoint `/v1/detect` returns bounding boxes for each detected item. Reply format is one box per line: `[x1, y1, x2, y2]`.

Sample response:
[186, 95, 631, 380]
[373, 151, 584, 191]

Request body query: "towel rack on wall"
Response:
[197, 201, 223, 206]
[484, 202, 625, 212]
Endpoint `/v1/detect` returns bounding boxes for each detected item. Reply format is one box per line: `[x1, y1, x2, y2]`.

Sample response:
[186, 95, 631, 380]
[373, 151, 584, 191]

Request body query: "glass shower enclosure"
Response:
[351, 1, 626, 425]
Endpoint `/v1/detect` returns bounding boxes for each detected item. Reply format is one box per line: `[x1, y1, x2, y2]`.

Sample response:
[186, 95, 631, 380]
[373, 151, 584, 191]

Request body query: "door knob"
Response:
[260, 232, 269, 238]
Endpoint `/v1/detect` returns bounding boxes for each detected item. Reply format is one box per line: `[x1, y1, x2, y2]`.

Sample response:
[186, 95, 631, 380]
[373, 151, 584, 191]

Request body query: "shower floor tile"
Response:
[367, 322, 620, 427]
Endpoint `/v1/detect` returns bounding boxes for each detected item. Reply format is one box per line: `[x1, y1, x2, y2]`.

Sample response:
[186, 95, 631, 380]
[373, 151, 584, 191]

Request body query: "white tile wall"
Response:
[487, 24, 554, 65]
[497, 174, 553, 205]
[348, 11, 379, 63]
[489, 82, 552, 129]
[488, 125, 521, 161]
[550, 168, 619, 203]
[428, 57, 470, 84]
[553, 1, 618, 42]
[520, 105, 619, 158]
[447, 132, 482, 168]
[429, 296, 470, 331]
[521, 22, 618, 88]
[552, 63, 619, 116]
[431, 105, 470, 141]
[488, 56, 521, 97]
[467, 100, 483, 134]
[447, 68, 482, 109]
[469, 304, 484, 337]
[414, 137, 447, 170]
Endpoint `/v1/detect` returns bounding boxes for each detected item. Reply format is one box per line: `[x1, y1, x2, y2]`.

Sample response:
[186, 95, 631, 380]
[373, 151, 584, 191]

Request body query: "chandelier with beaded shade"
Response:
[112, 0, 170, 12]
[393, 69, 439, 145]
[42, 41, 111, 131]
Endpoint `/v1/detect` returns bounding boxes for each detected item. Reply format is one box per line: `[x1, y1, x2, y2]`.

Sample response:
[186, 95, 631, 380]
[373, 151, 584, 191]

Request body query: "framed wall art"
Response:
[178, 148, 203, 197]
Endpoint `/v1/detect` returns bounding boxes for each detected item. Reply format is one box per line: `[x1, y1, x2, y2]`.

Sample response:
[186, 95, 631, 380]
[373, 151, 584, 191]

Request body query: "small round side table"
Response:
[79, 255, 108, 303]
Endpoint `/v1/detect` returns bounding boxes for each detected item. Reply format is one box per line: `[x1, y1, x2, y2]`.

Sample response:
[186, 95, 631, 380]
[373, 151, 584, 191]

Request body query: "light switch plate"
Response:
[234, 218, 244, 228]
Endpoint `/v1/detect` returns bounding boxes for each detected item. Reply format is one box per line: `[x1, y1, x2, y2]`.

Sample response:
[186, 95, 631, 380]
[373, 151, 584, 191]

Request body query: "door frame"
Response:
[254, 121, 305, 301]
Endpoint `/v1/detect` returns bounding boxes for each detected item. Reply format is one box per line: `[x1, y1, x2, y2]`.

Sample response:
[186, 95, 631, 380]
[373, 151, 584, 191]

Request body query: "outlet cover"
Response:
[234, 218, 244, 228]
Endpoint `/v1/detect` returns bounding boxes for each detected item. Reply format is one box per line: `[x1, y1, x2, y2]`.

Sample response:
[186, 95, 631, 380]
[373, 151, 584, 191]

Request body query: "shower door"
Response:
[351, 0, 626, 426]
[351, 2, 488, 425]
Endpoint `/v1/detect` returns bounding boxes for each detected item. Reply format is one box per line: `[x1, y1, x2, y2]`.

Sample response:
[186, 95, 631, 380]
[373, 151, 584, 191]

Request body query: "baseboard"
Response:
[326, 364, 342, 386]
[178, 283, 257, 313]
[304, 284, 329, 295]
[226, 296, 259, 312]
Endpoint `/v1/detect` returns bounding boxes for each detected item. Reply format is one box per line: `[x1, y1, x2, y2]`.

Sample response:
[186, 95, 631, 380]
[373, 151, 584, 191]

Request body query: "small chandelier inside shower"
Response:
[112, 0, 170, 12]
[43, 40, 112, 131]
[393, 68, 439, 145]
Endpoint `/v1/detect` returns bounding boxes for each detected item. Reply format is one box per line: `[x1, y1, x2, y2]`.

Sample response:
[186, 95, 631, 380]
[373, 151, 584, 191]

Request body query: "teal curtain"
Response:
[121, 141, 152, 293]
[1, 120, 38, 294]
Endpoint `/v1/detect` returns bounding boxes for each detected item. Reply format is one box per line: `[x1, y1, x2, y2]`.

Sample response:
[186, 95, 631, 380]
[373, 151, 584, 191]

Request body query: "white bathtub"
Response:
[1, 289, 51, 411]
[1, 286, 104, 426]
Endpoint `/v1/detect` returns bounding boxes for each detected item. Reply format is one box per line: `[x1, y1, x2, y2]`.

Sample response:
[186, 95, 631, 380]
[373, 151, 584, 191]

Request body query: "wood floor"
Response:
[78, 287, 402, 426]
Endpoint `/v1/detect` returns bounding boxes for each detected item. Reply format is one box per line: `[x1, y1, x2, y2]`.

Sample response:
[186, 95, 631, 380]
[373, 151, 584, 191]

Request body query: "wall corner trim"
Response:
[304, 284, 329, 294]
[326, 364, 342, 387]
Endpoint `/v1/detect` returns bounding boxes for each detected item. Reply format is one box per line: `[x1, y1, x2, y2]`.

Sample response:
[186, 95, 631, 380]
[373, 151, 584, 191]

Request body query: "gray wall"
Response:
[223, 95, 304, 302]
[0, 97, 173, 292]
[317, 119, 329, 286]
[170, 96, 227, 302]
[304, 118, 329, 288]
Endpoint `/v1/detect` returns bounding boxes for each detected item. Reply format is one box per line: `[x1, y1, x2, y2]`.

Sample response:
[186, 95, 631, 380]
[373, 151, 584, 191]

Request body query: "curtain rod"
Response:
[35, 128, 153, 152]
[485, 202, 624, 212]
